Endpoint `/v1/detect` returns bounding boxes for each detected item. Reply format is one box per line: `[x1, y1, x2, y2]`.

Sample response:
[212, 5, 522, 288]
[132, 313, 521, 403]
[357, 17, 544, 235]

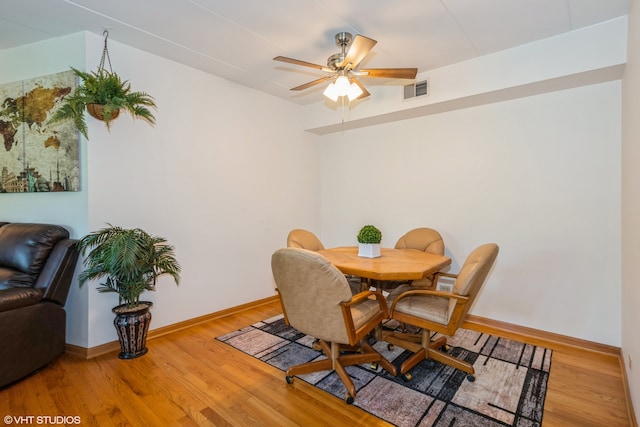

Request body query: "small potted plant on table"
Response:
[357, 225, 382, 258]
[77, 224, 180, 359]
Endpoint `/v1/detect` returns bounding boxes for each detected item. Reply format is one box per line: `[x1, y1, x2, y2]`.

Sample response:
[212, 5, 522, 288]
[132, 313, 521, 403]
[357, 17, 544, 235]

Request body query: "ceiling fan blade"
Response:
[290, 76, 334, 91]
[352, 78, 370, 99]
[274, 56, 332, 72]
[358, 68, 418, 79]
[342, 35, 377, 71]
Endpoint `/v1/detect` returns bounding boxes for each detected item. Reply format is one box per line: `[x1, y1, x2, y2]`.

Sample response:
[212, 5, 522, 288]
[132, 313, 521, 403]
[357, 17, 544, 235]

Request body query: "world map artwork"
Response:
[0, 70, 79, 193]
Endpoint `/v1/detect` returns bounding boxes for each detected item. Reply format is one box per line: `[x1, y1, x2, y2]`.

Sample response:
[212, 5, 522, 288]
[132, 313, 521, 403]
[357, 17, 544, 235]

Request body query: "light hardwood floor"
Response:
[0, 298, 635, 426]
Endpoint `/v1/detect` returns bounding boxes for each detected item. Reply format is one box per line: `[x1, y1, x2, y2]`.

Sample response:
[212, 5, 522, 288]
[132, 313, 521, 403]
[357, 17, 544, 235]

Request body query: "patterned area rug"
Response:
[217, 314, 551, 427]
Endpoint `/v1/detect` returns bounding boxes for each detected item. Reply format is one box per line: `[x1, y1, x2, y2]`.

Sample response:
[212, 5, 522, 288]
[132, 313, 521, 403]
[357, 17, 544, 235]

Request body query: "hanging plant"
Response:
[47, 30, 156, 140]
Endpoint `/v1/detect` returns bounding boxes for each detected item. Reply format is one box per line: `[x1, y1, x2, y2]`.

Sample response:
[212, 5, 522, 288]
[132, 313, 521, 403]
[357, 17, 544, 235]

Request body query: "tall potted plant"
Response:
[77, 224, 180, 359]
[47, 67, 156, 140]
[357, 224, 382, 258]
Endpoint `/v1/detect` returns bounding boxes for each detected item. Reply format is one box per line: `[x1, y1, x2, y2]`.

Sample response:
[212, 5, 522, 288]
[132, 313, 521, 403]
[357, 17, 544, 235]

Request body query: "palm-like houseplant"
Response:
[77, 224, 180, 358]
[47, 67, 156, 140]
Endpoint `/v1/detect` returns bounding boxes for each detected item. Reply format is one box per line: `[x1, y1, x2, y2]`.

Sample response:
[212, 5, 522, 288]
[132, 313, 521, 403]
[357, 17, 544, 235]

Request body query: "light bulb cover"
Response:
[335, 75, 350, 94]
[323, 83, 339, 101]
[347, 82, 363, 101]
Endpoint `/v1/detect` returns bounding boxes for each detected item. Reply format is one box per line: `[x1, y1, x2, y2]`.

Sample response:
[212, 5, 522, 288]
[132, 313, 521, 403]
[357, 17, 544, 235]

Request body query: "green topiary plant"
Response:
[357, 225, 382, 244]
[47, 67, 156, 140]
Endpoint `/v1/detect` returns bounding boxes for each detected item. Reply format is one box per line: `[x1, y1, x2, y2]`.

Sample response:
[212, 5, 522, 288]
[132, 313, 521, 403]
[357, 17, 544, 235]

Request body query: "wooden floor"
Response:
[0, 299, 634, 427]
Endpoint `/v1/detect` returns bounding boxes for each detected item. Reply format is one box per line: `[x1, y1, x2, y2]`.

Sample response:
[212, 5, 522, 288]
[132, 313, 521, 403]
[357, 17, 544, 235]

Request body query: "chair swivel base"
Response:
[382, 330, 475, 382]
[285, 339, 397, 403]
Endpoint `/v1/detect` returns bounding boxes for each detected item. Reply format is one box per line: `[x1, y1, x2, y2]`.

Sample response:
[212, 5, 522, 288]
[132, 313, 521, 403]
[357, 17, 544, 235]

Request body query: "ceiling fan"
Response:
[274, 32, 417, 101]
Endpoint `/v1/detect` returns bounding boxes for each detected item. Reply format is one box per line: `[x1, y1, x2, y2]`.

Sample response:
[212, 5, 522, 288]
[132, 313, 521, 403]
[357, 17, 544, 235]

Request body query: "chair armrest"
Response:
[37, 239, 80, 306]
[388, 288, 469, 317]
[342, 289, 388, 317]
[340, 290, 387, 345]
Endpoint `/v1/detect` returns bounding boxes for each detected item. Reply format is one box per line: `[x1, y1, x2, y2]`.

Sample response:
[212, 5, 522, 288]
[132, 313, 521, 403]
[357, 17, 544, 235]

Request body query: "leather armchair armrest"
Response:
[36, 239, 80, 306]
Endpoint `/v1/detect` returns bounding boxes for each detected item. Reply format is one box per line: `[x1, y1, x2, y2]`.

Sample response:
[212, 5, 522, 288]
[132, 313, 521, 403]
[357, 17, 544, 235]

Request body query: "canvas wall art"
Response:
[0, 70, 79, 193]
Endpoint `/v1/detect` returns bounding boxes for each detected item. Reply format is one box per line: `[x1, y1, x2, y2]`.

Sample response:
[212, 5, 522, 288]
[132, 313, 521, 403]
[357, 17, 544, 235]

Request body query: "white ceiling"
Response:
[0, 0, 630, 105]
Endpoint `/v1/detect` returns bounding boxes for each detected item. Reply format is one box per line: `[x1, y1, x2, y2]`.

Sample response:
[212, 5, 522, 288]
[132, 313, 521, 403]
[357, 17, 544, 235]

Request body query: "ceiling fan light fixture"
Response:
[324, 75, 362, 102]
[334, 75, 350, 94]
[347, 81, 363, 101]
[323, 82, 340, 101]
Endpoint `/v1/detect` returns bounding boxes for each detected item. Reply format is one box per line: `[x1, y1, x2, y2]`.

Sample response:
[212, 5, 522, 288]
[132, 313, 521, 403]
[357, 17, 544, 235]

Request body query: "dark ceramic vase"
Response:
[112, 301, 153, 359]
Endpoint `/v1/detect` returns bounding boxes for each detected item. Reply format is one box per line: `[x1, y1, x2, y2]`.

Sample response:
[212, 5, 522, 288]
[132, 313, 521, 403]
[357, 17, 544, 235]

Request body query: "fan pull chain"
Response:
[98, 29, 113, 74]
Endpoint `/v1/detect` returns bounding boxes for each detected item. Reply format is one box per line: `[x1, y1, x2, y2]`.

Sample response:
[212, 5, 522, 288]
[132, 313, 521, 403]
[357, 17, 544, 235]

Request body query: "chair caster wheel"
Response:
[345, 394, 355, 404]
[387, 343, 395, 351]
[401, 373, 412, 382]
[370, 362, 379, 370]
[466, 374, 475, 382]
[285, 375, 294, 384]
[367, 335, 376, 346]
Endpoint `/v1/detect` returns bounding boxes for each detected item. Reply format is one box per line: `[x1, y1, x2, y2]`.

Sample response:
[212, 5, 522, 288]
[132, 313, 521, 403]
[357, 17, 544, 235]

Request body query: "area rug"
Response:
[216, 314, 551, 427]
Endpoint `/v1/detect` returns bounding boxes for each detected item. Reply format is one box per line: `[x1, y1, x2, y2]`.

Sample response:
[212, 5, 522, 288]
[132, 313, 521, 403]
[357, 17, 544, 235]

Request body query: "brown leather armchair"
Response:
[0, 223, 79, 388]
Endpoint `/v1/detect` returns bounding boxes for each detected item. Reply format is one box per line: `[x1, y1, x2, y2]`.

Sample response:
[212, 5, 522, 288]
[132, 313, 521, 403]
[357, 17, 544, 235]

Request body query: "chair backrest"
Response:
[449, 243, 499, 320]
[271, 248, 353, 344]
[286, 229, 325, 251]
[394, 227, 444, 255]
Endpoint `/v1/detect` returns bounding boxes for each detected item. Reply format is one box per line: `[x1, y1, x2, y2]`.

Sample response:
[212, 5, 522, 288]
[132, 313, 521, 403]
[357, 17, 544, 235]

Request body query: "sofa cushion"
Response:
[0, 267, 34, 288]
[0, 224, 69, 287]
[0, 287, 44, 312]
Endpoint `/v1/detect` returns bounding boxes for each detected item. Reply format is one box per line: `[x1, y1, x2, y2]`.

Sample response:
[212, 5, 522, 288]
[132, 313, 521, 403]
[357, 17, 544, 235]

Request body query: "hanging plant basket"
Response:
[46, 30, 157, 140]
[86, 103, 120, 122]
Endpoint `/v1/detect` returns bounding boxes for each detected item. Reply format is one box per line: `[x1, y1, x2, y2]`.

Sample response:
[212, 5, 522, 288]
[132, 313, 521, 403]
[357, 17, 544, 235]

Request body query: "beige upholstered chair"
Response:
[394, 227, 445, 288]
[373, 227, 445, 293]
[271, 248, 397, 404]
[286, 229, 325, 251]
[286, 229, 360, 295]
[384, 243, 499, 382]
[395, 227, 444, 254]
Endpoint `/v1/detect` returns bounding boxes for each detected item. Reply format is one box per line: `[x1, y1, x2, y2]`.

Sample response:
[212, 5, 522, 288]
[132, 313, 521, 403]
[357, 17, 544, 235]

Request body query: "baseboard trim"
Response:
[462, 314, 621, 356]
[66, 295, 280, 359]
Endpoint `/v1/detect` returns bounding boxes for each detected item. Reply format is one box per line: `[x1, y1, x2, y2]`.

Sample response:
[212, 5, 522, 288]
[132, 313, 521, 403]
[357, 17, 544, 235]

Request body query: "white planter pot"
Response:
[358, 243, 381, 258]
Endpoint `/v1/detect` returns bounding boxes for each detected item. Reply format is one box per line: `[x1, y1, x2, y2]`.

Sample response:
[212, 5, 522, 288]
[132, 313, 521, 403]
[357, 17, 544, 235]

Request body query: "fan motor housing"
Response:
[327, 53, 346, 70]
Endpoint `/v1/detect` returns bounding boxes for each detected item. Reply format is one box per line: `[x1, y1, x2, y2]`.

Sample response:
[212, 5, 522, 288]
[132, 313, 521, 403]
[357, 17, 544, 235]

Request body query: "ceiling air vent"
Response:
[404, 79, 428, 100]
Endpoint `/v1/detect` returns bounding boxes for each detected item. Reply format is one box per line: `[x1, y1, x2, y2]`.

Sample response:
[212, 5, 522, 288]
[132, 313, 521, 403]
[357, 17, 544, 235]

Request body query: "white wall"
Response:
[82, 33, 321, 347]
[0, 32, 321, 347]
[319, 81, 621, 346]
[622, 0, 640, 417]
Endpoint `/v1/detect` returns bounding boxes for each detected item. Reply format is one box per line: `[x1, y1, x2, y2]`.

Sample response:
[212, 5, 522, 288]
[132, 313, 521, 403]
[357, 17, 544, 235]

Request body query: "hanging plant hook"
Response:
[98, 29, 113, 74]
